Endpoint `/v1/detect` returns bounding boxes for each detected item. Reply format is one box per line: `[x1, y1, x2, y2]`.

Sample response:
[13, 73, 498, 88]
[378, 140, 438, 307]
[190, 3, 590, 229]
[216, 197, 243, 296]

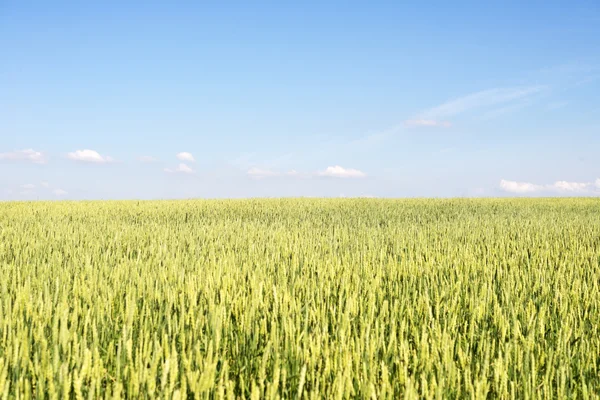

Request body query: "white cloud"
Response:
[41, 182, 50, 188]
[21, 184, 36, 190]
[176, 152, 195, 162]
[138, 156, 158, 163]
[551, 181, 589, 192]
[0, 149, 47, 164]
[164, 163, 194, 174]
[404, 119, 452, 128]
[500, 179, 600, 195]
[68, 149, 114, 163]
[318, 166, 366, 179]
[53, 189, 68, 196]
[500, 179, 544, 194]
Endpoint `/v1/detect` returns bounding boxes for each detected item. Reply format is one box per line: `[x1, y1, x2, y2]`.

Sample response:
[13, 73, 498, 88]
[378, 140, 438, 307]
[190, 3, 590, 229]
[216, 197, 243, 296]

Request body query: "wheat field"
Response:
[1, 199, 599, 398]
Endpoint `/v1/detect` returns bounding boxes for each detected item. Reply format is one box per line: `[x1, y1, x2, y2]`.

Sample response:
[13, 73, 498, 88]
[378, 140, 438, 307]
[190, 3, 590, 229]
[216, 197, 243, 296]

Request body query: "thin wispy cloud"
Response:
[263, 153, 294, 168]
[0, 149, 47, 164]
[138, 156, 158, 163]
[404, 119, 452, 128]
[536, 63, 599, 89]
[68, 149, 114, 164]
[36, 181, 68, 197]
[500, 178, 600, 195]
[547, 101, 569, 110]
[347, 124, 404, 150]
[247, 167, 281, 179]
[348, 83, 549, 152]
[537, 63, 596, 76]
[245, 166, 366, 179]
[232, 152, 296, 172]
[476, 99, 537, 121]
[6, 181, 68, 199]
[419, 85, 547, 120]
[53, 189, 68, 196]
[247, 168, 300, 179]
[164, 163, 194, 174]
[176, 152, 195, 162]
[229, 152, 257, 169]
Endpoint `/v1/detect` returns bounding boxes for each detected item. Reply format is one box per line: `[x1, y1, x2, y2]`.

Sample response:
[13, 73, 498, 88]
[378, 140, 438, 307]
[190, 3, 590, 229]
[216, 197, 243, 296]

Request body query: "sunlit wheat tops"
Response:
[1, 199, 599, 398]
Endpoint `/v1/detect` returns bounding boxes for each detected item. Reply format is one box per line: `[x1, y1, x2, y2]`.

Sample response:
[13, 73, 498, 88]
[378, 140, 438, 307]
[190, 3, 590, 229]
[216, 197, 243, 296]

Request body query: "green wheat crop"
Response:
[0, 198, 599, 399]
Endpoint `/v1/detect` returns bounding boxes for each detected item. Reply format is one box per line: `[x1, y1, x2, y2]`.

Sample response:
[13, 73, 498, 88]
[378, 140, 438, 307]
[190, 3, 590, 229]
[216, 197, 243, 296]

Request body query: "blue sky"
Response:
[1, 1, 599, 199]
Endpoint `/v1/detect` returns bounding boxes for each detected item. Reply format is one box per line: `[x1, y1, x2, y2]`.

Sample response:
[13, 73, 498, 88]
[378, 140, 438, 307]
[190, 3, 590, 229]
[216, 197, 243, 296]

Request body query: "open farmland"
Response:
[1, 199, 599, 398]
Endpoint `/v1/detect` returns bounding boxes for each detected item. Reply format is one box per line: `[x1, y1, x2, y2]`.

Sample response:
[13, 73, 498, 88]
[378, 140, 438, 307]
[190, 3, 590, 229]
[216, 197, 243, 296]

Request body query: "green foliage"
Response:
[0, 198, 599, 398]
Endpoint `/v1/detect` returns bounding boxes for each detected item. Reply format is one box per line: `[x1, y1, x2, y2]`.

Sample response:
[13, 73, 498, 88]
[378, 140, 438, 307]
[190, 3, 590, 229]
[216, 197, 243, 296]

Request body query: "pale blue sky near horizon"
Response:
[1, 1, 599, 199]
